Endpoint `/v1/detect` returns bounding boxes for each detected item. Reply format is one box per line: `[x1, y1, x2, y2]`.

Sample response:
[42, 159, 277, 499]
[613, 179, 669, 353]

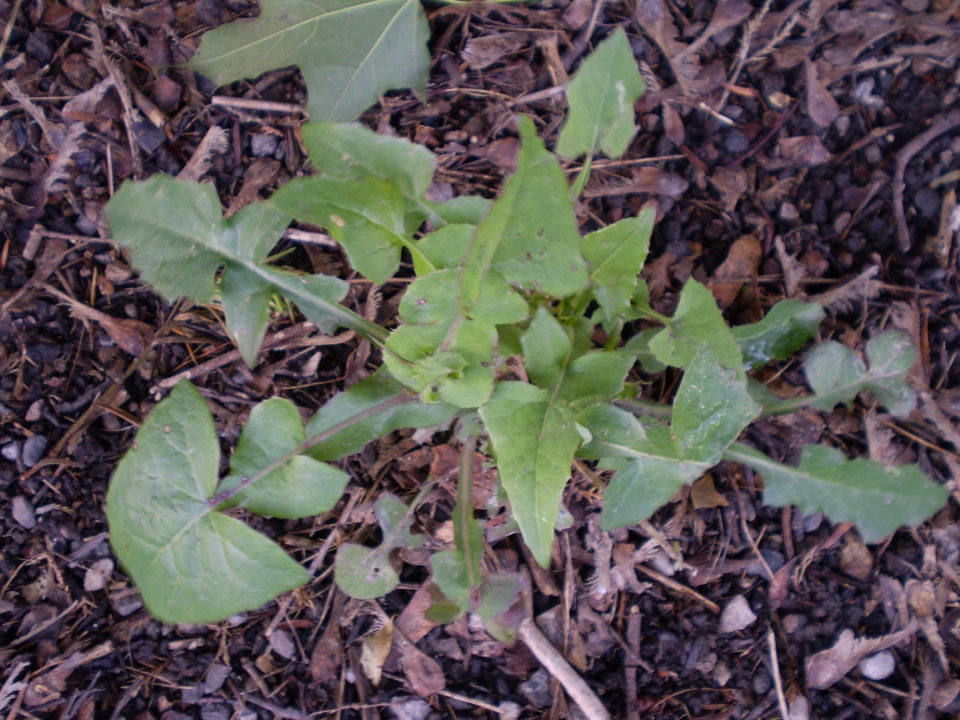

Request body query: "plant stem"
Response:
[457, 434, 479, 592]
[571, 155, 592, 198]
[614, 397, 673, 420]
[518, 618, 611, 720]
[209, 392, 413, 507]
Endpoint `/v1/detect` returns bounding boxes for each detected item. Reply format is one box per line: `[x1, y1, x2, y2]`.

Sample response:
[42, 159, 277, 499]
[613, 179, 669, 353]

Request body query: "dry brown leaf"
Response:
[864, 411, 915, 467]
[803, 59, 840, 128]
[811, 265, 880, 313]
[43, 284, 154, 356]
[394, 583, 439, 644]
[462, 32, 528, 70]
[644, 252, 676, 299]
[226, 158, 282, 216]
[774, 236, 805, 299]
[309, 591, 345, 683]
[563, 0, 593, 29]
[662, 102, 685, 146]
[764, 135, 831, 169]
[392, 626, 446, 697]
[805, 622, 918, 690]
[690, 474, 729, 509]
[471, 137, 520, 172]
[360, 619, 394, 687]
[709, 235, 762, 308]
[710, 165, 748, 213]
[583, 167, 688, 199]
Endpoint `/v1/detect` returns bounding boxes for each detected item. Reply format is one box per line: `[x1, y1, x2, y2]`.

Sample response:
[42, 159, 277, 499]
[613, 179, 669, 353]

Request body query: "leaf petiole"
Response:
[570, 155, 592, 198]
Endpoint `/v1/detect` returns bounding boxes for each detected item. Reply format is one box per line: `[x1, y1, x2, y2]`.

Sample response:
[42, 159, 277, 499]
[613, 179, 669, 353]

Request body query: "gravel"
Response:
[22, 434, 47, 467]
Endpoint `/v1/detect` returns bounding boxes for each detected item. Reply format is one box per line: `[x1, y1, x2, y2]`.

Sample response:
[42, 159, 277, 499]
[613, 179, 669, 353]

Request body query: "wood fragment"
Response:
[635, 564, 720, 614]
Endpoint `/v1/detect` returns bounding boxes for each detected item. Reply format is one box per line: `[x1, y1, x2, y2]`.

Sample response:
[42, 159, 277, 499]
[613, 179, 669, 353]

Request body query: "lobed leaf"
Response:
[106, 382, 309, 624]
[731, 299, 825, 370]
[186, 0, 430, 123]
[556, 27, 646, 160]
[105, 174, 382, 367]
[582, 207, 655, 328]
[648, 278, 744, 372]
[481, 311, 632, 564]
[724, 443, 947, 543]
[801, 330, 916, 417]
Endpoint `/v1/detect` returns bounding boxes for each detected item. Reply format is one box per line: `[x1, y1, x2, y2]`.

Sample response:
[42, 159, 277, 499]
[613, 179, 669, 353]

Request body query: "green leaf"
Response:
[185, 0, 430, 123]
[731, 300, 825, 370]
[724, 442, 947, 543]
[106, 382, 308, 624]
[105, 174, 384, 366]
[802, 331, 916, 417]
[482, 315, 632, 564]
[460, 115, 588, 313]
[648, 278, 743, 372]
[270, 174, 422, 285]
[555, 27, 646, 160]
[582, 207, 654, 326]
[217, 398, 348, 519]
[623, 328, 666, 373]
[335, 491, 426, 599]
[417, 224, 474, 271]
[304, 369, 456, 461]
[578, 347, 759, 530]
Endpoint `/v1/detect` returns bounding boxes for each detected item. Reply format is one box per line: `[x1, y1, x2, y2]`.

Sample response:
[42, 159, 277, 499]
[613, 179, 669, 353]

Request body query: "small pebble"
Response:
[914, 187, 941, 218]
[834, 114, 851, 135]
[83, 558, 114, 592]
[902, 0, 928, 11]
[387, 699, 432, 720]
[269, 628, 296, 659]
[25, 400, 43, 423]
[2, 441, 20, 463]
[833, 212, 852, 233]
[789, 696, 811, 720]
[22, 434, 47, 467]
[752, 668, 771, 695]
[722, 105, 743, 120]
[203, 664, 231, 694]
[12, 496, 36, 529]
[725, 129, 750, 154]
[251, 133, 280, 157]
[859, 650, 896, 680]
[714, 660, 732, 687]
[779, 202, 800, 221]
[864, 144, 883, 164]
[519, 668, 552, 708]
[783, 614, 807, 633]
[75, 215, 98, 236]
[114, 593, 143, 616]
[802, 512, 823, 533]
[720, 595, 757, 633]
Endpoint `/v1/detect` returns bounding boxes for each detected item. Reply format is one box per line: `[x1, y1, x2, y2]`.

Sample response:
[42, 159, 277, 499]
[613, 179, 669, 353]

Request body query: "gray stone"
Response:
[114, 593, 143, 616]
[181, 685, 203, 704]
[22, 434, 47, 467]
[902, 0, 928, 12]
[914, 188, 941, 219]
[387, 699, 432, 720]
[834, 114, 851, 136]
[251, 133, 280, 157]
[204, 663, 231, 694]
[752, 668, 771, 695]
[519, 668, 552, 708]
[25, 400, 43, 423]
[859, 650, 896, 680]
[719, 595, 757, 634]
[864, 144, 883, 165]
[2, 441, 20, 463]
[779, 202, 800, 221]
[802, 512, 823, 533]
[725, 129, 750, 154]
[12, 496, 36, 529]
[200, 703, 231, 720]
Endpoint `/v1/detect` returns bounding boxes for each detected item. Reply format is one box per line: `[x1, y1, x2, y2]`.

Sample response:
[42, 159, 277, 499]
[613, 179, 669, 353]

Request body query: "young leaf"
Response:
[731, 299, 825, 370]
[186, 0, 430, 123]
[216, 398, 348, 519]
[480, 310, 633, 565]
[582, 207, 655, 327]
[724, 443, 947, 543]
[106, 381, 308, 624]
[303, 369, 456, 461]
[555, 27, 646, 160]
[335, 492, 427, 599]
[460, 115, 588, 313]
[270, 174, 424, 285]
[105, 174, 385, 366]
[579, 346, 760, 530]
[648, 278, 744, 372]
[801, 331, 916, 418]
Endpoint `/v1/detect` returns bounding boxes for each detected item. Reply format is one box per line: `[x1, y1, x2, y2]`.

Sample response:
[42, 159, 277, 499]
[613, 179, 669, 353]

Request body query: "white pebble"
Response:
[859, 650, 896, 680]
[720, 595, 757, 634]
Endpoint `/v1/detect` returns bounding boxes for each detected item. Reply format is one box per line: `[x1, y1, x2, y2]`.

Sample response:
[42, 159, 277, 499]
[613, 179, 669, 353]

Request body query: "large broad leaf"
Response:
[480, 310, 632, 565]
[186, 0, 430, 123]
[732, 299, 825, 370]
[217, 398, 348, 519]
[105, 174, 385, 366]
[107, 382, 310, 624]
[335, 492, 426, 599]
[460, 115, 588, 312]
[724, 443, 947, 543]
[802, 331, 916, 417]
[555, 27, 646, 160]
[582, 207, 654, 327]
[304, 369, 456, 461]
[579, 346, 760, 530]
[648, 278, 743, 372]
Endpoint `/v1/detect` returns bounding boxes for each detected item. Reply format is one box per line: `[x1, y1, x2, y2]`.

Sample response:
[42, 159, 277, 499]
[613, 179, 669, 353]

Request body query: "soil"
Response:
[2, 0, 960, 718]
